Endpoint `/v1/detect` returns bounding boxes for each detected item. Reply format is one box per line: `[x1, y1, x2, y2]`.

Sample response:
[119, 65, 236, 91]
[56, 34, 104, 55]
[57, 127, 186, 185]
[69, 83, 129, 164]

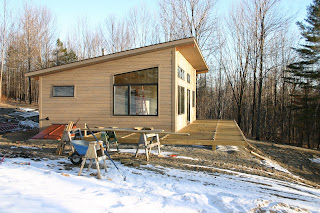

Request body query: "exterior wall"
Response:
[175, 51, 197, 131]
[39, 49, 174, 131]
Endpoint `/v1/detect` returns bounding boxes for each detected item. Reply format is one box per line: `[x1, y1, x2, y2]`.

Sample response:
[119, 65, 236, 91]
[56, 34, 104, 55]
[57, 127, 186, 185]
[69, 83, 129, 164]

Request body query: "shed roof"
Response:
[25, 37, 209, 78]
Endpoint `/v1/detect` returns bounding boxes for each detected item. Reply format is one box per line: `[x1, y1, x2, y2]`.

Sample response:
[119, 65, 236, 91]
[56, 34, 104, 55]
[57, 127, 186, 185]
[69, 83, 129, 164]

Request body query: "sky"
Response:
[2, 0, 314, 40]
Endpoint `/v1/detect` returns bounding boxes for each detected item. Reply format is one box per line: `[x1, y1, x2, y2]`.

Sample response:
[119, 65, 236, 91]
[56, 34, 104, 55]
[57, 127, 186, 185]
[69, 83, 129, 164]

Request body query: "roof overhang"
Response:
[175, 41, 209, 74]
[26, 37, 209, 78]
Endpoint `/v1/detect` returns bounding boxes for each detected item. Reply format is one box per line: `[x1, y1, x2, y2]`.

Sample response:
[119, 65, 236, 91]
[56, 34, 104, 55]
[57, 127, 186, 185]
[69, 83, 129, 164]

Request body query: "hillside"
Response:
[0, 101, 320, 212]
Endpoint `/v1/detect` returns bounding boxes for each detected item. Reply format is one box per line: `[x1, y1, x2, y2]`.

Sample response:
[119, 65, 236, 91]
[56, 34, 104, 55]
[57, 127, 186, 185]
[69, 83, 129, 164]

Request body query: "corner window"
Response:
[52, 86, 74, 97]
[113, 67, 158, 116]
[178, 86, 185, 115]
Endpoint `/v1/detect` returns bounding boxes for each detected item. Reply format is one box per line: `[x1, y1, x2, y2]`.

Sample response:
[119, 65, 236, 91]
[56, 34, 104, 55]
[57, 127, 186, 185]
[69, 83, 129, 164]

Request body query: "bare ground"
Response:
[1, 101, 320, 188]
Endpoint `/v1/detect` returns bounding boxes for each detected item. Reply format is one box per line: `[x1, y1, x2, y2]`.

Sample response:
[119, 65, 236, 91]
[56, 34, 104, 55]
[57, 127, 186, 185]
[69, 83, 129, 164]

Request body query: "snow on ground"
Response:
[216, 145, 239, 152]
[9, 108, 39, 118]
[0, 156, 319, 213]
[260, 159, 291, 174]
[10, 146, 39, 150]
[6, 107, 39, 130]
[19, 120, 39, 129]
[311, 158, 320, 164]
[18, 108, 37, 112]
[175, 156, 199, 160]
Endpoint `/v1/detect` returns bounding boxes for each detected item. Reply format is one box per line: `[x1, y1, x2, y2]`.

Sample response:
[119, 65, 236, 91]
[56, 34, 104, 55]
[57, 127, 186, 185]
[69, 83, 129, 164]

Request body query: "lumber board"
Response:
[79, 120, 248, 149]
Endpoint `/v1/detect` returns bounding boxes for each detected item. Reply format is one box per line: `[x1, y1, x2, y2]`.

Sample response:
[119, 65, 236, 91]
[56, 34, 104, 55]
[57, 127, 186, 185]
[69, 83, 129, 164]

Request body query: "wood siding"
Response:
[175, 51, 197, 131]
[40, 49, 174, 131]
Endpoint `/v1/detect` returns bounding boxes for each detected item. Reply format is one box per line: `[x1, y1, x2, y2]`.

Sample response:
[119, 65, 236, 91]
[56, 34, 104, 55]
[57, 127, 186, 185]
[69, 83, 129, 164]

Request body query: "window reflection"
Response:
[114, 86, 128, 115]
[114, 67, 158, 84]
[113, 67, 158, 116]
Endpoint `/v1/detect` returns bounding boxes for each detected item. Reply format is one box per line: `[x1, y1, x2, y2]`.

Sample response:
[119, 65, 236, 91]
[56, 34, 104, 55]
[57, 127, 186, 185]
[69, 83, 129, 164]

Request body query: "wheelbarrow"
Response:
[69, 140, 104, 165]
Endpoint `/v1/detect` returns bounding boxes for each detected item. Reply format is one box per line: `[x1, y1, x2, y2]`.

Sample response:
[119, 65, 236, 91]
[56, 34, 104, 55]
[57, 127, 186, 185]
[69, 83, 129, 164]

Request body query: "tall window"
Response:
[113, 67, 158, 116]
[178, 86, 185, 115]
[192, 91, 195, 107]
[178, 66, 185, 80]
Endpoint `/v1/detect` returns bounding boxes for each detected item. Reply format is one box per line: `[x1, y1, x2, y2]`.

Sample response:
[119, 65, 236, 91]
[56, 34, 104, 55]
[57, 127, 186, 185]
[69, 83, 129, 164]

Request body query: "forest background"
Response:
[0, 0, 318, 149]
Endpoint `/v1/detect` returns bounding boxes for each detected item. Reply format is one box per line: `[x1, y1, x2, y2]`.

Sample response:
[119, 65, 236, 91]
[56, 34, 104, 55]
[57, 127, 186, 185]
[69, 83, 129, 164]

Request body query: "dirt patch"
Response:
[247, 140, 320, 185]
[0, 101, 320, 188]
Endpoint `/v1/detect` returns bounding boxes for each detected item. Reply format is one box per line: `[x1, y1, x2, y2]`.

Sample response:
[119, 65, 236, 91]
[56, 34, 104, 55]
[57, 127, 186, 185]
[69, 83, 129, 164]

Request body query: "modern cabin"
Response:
[26, 37, 209, 132]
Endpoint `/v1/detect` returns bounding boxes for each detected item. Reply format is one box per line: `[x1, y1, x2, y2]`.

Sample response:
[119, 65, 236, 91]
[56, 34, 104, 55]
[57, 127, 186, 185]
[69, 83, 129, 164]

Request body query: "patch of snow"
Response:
[19, 108, 37, 112]
[261, 159, 291, 174]
[8, 108, 39, 118]
[9, 111, 39, 118]
[0, 157, 319, 212]
[20, 111, 39, 118]
[19, 120, 39, 129]
[176, 156, 199, 161]
[10, 146, 39, 150]
[111, 148, 175, 156]
[216, 145, 239, 152]
[21, 146, 39, 150]
[310, 158, 320, 164]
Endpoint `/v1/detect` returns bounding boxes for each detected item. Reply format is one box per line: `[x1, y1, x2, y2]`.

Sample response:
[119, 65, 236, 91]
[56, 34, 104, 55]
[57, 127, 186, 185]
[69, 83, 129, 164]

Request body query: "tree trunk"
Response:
[255, 9, 265, 141]
[0, 1, 7, 102]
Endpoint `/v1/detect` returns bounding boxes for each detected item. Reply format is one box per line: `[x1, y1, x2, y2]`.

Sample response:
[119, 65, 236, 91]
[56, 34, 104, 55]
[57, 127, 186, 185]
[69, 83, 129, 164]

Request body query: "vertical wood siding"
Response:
[176, 51, 197, 131]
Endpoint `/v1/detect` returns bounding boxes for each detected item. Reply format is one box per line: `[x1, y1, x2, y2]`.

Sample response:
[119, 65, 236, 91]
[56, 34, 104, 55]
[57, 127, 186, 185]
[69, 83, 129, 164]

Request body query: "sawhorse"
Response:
[135, 133, 161, 161]
[78, 141, 107, 179]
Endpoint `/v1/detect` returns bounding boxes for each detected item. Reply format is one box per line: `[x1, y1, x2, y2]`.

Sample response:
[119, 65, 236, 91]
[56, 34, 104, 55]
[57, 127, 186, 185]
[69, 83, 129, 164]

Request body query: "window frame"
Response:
[178, 86, 185, 115]
[178, 66, 185, 80]
[192, 91, 196, 107]
[113, 67, 159, 116]
[52, 85, 75, 97]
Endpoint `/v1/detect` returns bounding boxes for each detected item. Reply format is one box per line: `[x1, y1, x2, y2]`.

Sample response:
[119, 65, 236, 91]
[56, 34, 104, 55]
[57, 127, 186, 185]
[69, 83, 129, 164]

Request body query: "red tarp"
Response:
[31, 124, 75, 140]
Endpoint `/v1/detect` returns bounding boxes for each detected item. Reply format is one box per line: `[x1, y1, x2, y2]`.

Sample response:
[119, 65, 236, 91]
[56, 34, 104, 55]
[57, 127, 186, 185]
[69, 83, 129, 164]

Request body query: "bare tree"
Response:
[159, 0, 218, 55]
[223, 2, 253, 125]
[0, 0, 9, 101]
[252, 0, 292, 140]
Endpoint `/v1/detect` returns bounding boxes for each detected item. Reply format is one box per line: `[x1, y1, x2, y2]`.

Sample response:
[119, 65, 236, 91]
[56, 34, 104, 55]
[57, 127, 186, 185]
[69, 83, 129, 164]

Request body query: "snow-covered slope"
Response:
[0, 157, 319, 213]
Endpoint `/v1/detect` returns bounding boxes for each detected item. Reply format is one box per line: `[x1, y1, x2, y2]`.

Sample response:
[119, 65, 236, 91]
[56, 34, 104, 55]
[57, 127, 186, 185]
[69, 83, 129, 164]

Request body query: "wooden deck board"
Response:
[82, 120, 247, 150]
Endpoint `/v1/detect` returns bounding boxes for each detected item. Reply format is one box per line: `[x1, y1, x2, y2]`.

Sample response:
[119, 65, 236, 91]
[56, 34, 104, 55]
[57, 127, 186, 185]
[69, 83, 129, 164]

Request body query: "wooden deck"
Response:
[114, 120, 247, 150]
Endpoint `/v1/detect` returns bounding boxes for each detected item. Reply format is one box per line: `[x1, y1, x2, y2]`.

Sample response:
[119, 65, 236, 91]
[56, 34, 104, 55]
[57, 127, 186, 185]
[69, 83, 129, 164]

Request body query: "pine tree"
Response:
[54, 38, 77, 66]
[287, 0, 320, 148]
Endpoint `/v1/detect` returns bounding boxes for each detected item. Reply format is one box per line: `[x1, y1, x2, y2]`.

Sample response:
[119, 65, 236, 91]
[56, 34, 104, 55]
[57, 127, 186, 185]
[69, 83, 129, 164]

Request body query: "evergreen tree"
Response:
[54, 38, 77, 66]
[287, 0, 320, 148]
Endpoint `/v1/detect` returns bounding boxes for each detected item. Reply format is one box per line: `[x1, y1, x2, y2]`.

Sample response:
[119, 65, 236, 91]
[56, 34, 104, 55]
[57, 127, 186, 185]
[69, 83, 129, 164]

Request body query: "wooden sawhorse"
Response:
[135, 133, 161, 161]
[78, 141, 107, 179]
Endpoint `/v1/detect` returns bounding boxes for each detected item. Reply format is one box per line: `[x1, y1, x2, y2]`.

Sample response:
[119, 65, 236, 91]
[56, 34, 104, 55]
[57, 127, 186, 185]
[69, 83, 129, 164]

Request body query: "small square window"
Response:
[52, 86, 74, 97]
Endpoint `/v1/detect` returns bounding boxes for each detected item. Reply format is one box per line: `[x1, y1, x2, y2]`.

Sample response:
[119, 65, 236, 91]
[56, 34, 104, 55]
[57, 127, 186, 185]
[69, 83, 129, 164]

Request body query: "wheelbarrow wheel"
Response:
[70, 152, 82, 165]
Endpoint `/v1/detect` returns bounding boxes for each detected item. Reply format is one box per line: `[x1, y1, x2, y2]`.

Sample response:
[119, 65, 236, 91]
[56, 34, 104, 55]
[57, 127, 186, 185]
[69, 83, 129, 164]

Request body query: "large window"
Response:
[52, 86, 74, 97]
[113, 67, 158, 116]
[178, 86, 185, 115]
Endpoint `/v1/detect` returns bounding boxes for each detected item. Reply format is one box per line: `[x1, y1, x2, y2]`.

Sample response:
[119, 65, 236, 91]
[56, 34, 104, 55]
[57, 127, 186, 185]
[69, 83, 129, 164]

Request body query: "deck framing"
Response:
[116, 120, 247, 150]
